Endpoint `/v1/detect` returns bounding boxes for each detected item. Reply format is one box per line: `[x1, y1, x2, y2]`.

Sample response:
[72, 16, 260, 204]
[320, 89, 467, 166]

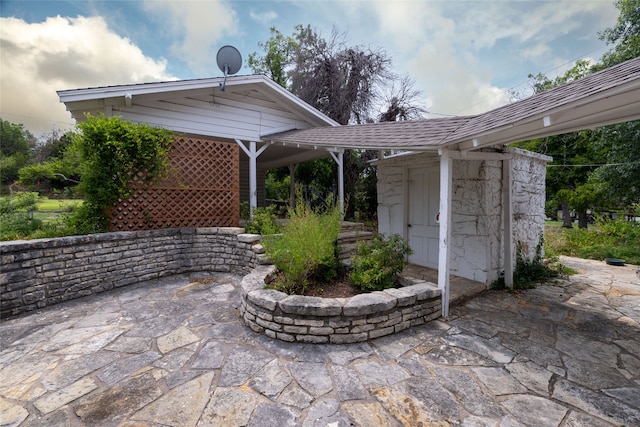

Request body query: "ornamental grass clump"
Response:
[263, 196, 342, 295]
[349, 234, 412, 292]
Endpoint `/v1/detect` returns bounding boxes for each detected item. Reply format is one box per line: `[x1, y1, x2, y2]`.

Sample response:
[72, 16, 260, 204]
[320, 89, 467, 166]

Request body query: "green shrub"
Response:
[240, 201, 250, 222]
[0, 192, 42, 240]
[0, 212, 42, 240]
[245, 205, 281, 235]
[66, 201, 110, 235]
[546, 216, 640, 265]
[492, 236, 560, 290]
[263, 197, 342, 294]
[349, 234, 412, 292]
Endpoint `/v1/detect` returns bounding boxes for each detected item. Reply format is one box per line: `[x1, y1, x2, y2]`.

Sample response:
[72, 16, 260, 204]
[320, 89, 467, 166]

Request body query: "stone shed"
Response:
[374, 147, 551, 286]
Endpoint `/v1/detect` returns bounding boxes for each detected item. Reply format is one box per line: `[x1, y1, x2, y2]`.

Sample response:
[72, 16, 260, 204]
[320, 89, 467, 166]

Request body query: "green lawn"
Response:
[32, 198, 83, 226]
[35, 198, 83, 211]
[545, 220, 640, 265]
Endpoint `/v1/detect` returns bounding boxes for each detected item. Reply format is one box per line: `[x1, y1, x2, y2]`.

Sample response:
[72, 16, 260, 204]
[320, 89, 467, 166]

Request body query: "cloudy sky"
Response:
[0, 0, 619, 138]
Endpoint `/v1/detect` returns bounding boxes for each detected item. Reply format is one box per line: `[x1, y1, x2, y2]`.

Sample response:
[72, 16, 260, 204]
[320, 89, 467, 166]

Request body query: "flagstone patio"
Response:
[0, 256, 638, 426]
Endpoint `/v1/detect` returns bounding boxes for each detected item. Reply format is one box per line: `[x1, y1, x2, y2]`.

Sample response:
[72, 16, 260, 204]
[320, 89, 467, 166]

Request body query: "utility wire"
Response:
[547, 162, 640, 168]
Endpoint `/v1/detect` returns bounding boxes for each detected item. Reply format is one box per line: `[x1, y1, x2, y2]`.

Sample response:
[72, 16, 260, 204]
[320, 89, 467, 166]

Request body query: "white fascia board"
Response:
[516, 78, 640, 132]
[453, 79, 640, 151]
[58, 77, 220, 102]
[256, 78, 340, 127]
[58, 75, 260, 102]
[57, 74, 338, 128]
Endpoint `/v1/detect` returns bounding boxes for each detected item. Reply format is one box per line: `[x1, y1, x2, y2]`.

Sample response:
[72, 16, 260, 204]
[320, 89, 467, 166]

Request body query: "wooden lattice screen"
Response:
[110, 136, 240, 230]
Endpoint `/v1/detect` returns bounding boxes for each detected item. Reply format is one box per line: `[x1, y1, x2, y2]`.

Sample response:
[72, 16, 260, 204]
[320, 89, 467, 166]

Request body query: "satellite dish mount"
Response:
[216, 45, 242, 92]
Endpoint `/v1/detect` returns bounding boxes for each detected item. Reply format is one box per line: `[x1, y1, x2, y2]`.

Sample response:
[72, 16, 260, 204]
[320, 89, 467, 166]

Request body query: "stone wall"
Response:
[509, 147, 550, 261]
[0, 228, 263, 319]
[240, 266, 442, 344]
[450, 158, 502, 283]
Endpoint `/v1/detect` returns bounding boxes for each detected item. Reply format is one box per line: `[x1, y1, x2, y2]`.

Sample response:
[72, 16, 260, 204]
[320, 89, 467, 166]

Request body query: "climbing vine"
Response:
[70, 114, 173, 233]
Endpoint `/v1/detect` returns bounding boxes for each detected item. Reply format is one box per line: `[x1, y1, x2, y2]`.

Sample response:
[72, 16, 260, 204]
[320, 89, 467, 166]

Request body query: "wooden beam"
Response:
[445, 151, 512, 161]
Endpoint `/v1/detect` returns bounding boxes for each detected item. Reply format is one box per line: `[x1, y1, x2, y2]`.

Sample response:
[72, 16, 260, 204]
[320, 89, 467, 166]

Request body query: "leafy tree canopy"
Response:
[0, 119, 34, 157]
[249, 24, 425, 218]
[514, 0, 639, 226]
[597, 0, 640, 68]
[0, 118, 35, 185]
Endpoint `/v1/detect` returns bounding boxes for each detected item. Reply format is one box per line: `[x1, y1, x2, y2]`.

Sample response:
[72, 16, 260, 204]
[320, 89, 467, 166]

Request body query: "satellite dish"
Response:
[216, 45, 242, 91]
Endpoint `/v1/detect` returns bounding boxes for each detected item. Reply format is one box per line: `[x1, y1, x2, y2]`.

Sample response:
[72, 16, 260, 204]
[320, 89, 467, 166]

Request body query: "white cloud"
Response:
[249, 9, 278, 26]
[0, 16, 174, 136]
[369, 1, 506, 116]
[143, 0, 238, 76]
[367, 0, 617, 116]
[520, 43, 552, 62]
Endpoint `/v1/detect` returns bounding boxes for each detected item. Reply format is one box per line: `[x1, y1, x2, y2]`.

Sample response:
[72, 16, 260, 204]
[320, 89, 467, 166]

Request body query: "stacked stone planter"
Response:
[240, 265, 442, 343]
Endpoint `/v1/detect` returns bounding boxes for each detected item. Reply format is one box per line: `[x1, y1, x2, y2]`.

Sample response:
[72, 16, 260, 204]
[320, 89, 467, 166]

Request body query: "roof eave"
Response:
[58, 74, 339, 128]
[452, 77, 640, 151]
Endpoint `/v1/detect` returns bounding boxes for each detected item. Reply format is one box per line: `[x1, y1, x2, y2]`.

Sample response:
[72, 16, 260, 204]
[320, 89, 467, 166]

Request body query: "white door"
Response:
[407, 167, 440, 269]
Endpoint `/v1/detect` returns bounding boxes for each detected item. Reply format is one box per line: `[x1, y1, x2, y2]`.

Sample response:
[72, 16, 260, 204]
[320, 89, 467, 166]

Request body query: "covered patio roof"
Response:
[267, 57, 640, 152]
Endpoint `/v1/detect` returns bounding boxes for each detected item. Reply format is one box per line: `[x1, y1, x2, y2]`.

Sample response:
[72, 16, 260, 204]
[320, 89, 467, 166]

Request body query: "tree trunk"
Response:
[561, 201, 573, 228]
[343, 150, 359, 219]
[577, 211, 589, 229]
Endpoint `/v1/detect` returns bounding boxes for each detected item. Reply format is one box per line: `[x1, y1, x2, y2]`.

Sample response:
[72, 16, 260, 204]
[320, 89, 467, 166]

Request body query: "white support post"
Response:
[437, 152, 453, 318]
[330, 151, 345, 216]
[236, 140, 268, 219]
[503, 158, 514, 288]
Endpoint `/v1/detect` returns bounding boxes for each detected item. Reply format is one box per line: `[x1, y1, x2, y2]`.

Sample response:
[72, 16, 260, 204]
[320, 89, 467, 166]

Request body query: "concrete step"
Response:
[340, 221, 365, 233]
[337, 230, 375, 245]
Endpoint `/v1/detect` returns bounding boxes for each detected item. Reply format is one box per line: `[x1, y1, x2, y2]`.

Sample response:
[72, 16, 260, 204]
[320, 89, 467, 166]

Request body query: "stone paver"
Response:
[1, 258, 639, 426]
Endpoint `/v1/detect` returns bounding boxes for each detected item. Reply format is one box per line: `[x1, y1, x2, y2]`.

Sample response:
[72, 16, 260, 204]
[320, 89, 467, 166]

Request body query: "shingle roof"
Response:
[267, 57, 640, 151]
[264, 116, 473, 149]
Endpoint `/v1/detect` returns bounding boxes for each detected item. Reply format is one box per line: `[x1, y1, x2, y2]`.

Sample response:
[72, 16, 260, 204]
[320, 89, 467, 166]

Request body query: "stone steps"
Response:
[337, 222, 375, 266]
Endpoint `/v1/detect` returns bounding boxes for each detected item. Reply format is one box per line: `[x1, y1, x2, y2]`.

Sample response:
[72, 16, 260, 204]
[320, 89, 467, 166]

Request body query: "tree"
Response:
[18, 130, 79, 195]
[379, 75, 426, 122]
[526, 59, 593, 94]
[516, 0, 640, 227]
[515, 62, 597, 228]
[590, 0, 640, 210]
[597, 0, 640, 69]
[0, 119, 35, 185]
[288, 25, 391, 125]
[247, 27, 296, 88]
[33, 130, 73, 163]
[0, 119, 34, 157]
[591, 121, 640, 207]
[249, 25, 424, 218]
